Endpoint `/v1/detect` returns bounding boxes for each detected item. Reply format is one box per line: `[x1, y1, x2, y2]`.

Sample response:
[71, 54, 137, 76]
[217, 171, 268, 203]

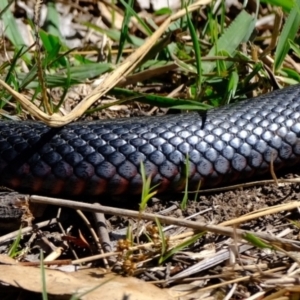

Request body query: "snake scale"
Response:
[0, 85, 300, 197]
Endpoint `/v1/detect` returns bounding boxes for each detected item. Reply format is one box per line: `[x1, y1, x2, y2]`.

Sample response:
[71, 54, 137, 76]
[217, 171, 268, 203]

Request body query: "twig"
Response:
[0, 218, 58, 243]
[192, 178, 300, 194]
[29, 195, 300, 250]
[91, 203, 116, 266]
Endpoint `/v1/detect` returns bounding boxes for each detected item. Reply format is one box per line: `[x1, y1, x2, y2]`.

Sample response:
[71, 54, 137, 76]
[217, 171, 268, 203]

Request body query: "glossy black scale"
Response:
[0, 85, 300, 195]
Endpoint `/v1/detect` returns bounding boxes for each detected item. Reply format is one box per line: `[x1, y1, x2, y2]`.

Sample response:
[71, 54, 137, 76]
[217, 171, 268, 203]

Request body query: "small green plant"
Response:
[180, 154, 190, 210]
[117, 0, 134, 63]
[155, 217, 167, 260]
[139, 161, 158, 212]
[40, 250, 48, 300]
[0, 0, 26, 49]
[243, 232, 274, 250]
[274, 0, 300, 70]
[185, 5, 202, 98]
[8, 228, 22, 258]
[159, 232, 205, 264]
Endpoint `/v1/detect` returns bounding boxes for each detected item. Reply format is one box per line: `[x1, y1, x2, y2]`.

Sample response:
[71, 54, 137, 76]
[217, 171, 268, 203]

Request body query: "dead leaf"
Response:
[0, 254, 17, 265]
[0, 265, 171, 300]
[169, 283, 212, 299]
[62, 232, 90, 248]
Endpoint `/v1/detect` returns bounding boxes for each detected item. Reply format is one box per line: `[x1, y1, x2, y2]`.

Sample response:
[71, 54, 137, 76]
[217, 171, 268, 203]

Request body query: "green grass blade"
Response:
[243, 62, 264, 87]
[289, 39, 300, 58]
[18, 73, 81, 89]
[44, 1, 64, 41]
[193, 180, 202, 202]
[138, 32, 173, 66]
[39, 30, 64, 66]
[274, 0, 300, 71]
[54, 59, 71, 111]
[207, 7, 218, 51]
[68, 63, 114, 79]
[139, 161, 158, 212]
[202, 10, 255, 78]
[260, 0, 294, 11]
[116, 0, 134, 63]
[159, 232, 205, 264]
[0, 0, 26, 48]
[111, 88, 212, 110]
[223, 69, 239, 104]
[280, 67, 300, 82]
[0, 0, 12, 17]
[185, 6, 202, 97]
[154, 7, 172, 16]
[17, 61, 112, 89]
[40, 250, 48, 300]
[220, 0, 226, 34]
[174, 57, 198, 74]
[8, 228, 22, 258]
[119, 0, 152, 36]
[155, 218, 167, 258]
[243, 233, 273, 250]
[5, 47, 24, 83]
[87, 98, 138, 114]
[180, 155, 190, 210]
[83, 23, 145, 46]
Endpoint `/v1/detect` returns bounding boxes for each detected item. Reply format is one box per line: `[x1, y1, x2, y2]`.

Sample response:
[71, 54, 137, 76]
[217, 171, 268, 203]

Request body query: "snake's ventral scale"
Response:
[1, 85, 300, 196]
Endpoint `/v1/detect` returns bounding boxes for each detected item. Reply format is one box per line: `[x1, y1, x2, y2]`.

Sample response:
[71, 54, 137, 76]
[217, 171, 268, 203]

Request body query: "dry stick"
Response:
[92, 203, 116, 266]
[0, 218, 58, 243]
[92, 203, 114, 254]
[29, 195, 300, 249]
[150, 263, 272, 284]
[76, 209, 111, 268]
[224, 283, 237, 300]
[262, 289, 288, 300]
[269, 151, 278, 186]
[220, 201, 300, 227]
[56, 208, 80, 261]
[19, 259, 72, 267]
[193, 178, 300, 194]
[72, 231, 197, 265]
[75, 209, 102, 252]
[0, 0, 212, 127]
[190, 266, 286, 295]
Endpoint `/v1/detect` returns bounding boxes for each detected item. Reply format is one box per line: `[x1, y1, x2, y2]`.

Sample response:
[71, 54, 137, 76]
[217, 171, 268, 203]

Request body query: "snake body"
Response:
[1, 85, 300, 196]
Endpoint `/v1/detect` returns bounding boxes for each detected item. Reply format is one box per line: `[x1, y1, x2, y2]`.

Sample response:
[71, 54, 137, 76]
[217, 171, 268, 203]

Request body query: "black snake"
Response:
[0, 85, 300, 196]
